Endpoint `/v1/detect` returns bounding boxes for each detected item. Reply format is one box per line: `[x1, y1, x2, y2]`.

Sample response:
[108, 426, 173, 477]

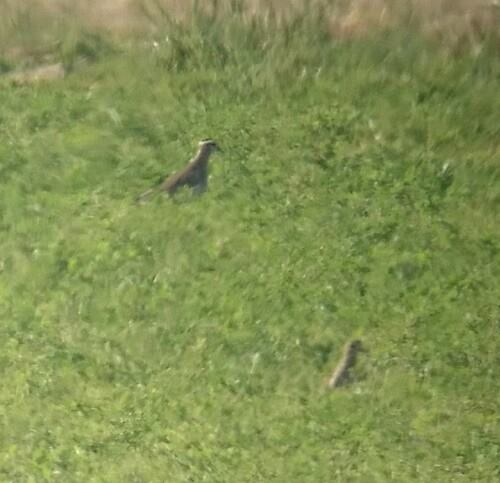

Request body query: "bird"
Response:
[137, 138, 221, 201]
[327, 339, 363, 389]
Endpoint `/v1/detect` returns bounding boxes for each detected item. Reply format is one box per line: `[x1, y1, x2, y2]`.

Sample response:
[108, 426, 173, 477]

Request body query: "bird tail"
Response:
[136, 187, 156, 203]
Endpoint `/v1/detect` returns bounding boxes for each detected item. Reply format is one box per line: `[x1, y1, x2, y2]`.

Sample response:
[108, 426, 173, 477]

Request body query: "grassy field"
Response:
[0, 1, 499, 481]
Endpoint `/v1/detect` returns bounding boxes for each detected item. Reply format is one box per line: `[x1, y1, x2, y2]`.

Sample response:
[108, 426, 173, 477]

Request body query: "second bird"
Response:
[138, 138, 221, 201]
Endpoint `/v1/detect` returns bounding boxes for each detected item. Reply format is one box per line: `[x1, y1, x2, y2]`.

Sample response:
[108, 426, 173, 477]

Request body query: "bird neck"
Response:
[194, 146, 213, 165]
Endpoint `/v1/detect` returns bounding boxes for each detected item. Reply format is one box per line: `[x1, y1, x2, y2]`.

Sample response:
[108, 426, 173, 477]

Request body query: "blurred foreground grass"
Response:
[0, 1, 499, 481]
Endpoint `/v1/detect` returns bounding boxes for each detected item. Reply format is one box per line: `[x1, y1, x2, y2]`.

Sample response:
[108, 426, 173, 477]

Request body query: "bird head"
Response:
[198, 138, 222, 155]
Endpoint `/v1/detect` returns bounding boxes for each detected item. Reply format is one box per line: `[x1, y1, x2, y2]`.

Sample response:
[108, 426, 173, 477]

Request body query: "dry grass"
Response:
[0, 0, 498, 57]
[137, 0, 500, 45]
[328, 0, 499, 42]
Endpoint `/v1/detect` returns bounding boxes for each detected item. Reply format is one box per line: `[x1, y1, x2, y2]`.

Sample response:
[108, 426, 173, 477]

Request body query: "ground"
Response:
[0, 2, 499, 481]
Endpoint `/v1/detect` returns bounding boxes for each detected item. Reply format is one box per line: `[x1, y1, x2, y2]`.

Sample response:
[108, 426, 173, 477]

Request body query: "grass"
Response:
[0, 2, 499, 481]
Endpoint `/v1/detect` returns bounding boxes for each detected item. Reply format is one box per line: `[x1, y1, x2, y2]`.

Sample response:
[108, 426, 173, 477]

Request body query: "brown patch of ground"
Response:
[6, 62, 65, 84]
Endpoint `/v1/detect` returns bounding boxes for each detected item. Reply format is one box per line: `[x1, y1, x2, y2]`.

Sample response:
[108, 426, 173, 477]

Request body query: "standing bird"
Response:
[327, 340, 363, 389]
[138, 139, 221, 201]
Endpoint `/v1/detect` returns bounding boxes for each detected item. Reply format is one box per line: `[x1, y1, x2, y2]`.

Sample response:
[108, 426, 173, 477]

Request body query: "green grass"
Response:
[0, 7, 499, 482]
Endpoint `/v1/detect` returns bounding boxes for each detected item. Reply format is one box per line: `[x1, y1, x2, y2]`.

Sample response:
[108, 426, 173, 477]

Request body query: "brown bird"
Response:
[327, 340, 363, 389]
[138, 139, 221, 201]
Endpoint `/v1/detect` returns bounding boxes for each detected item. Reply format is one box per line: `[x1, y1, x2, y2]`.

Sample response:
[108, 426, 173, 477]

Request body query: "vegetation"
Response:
[0, 1, 499, 481]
